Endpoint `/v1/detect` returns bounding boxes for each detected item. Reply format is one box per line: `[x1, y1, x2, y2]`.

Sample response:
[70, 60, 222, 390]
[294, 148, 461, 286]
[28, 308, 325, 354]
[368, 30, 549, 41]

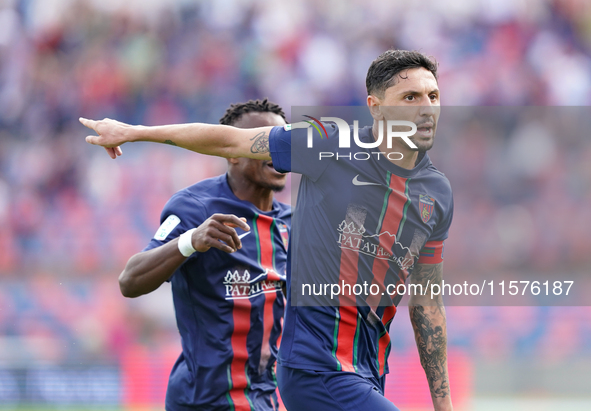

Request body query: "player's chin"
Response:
[262, 175, 287, 192]
[270, 184, 286, 193]
[411, 137, 435, 152]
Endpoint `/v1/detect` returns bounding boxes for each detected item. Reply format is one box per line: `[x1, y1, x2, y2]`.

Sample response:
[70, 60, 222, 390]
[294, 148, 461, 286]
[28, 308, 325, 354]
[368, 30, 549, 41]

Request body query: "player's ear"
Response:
[227, 158, 240, 165]
[367, 95, 383, 121]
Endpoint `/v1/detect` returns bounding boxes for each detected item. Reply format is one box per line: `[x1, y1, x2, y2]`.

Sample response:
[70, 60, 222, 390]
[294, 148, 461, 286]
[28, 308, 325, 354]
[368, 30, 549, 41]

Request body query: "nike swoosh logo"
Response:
[238, 232, 251, 240]
[352, 174, 380, 186]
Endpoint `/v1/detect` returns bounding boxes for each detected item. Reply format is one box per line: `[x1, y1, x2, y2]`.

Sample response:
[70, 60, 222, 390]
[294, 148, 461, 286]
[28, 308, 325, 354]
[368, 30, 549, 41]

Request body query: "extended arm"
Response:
[80, 117, 273, 160]
[119, 214, 249, 298]
[408, 262, 452, 411]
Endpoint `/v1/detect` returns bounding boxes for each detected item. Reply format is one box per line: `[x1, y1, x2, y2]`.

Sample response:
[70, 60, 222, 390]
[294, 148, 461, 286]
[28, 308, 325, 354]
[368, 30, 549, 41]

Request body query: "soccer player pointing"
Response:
[113, 100, 291, 411]
[83, 50, 453, 411]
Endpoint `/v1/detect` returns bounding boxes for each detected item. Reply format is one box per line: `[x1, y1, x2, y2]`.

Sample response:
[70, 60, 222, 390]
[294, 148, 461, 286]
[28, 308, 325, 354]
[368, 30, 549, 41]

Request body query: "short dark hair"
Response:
[366, 50, 438, 97]
[219, 98, 287, 126]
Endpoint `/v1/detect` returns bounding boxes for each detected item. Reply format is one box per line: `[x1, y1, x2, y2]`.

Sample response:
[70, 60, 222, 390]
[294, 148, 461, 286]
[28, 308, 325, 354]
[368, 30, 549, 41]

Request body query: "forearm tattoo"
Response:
[410, 263, 449, 399]
[250, 131, 269, 154]
[411, 263, 444, 310]
[163, 139, 177, 146]
[410, 305, 449, 398]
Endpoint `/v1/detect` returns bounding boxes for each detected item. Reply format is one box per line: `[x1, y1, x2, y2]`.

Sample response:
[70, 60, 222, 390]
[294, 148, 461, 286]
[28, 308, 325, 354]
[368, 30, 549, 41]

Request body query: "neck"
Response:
[227, 172, 274, 212]
[372, 122, 419, 169]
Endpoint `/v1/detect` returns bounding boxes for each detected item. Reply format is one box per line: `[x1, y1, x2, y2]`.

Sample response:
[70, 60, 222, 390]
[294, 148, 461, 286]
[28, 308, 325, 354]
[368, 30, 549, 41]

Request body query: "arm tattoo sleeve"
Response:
[409, 263, 450, 399]
[250, 131, 269, 154]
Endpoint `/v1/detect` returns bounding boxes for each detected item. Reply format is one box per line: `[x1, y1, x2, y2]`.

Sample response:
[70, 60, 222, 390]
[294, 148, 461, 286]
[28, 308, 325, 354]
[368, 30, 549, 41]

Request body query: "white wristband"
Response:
[178, 228, 197, 257]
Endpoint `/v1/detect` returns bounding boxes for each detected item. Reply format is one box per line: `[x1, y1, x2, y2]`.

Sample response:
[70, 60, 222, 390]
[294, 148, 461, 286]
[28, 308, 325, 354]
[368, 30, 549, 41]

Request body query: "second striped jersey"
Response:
[144, 174, 291, 411]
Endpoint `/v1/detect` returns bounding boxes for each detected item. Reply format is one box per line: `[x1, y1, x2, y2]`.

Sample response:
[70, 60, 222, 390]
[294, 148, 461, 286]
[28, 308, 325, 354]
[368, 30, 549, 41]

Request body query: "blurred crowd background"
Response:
[1, 0, 591, 409]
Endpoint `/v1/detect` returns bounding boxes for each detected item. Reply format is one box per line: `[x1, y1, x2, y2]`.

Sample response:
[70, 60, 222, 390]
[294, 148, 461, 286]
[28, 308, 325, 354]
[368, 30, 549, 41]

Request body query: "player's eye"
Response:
[429, 94, 438, 100]
[404, 95, 415, 101]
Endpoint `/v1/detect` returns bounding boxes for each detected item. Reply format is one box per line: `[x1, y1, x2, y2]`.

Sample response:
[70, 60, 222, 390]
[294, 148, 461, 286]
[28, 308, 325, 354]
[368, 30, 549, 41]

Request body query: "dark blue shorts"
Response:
[277, 364, 400, 411]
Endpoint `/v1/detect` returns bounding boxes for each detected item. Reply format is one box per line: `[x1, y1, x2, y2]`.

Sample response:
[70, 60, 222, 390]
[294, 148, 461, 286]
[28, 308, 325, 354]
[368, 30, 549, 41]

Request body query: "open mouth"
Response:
[416, 124, 434, 137]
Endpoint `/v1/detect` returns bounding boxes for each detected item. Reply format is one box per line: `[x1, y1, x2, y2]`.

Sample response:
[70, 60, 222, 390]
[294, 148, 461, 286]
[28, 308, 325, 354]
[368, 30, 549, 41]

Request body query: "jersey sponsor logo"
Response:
[419, 194, 435, 223]
[336, 220, 416, 270]
[352, 174, 380, 186]
[154, 214, 181, 240]
[223, 268, 284, 300]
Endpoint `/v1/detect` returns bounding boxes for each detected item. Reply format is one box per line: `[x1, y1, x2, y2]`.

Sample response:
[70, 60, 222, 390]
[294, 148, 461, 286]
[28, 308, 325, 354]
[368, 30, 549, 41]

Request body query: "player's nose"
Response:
[418, 102, 438, 118]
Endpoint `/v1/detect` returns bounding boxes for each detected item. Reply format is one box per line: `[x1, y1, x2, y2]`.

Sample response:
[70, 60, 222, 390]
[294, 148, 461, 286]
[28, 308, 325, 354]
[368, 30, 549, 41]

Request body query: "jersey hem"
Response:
[277, 359, 388, 379]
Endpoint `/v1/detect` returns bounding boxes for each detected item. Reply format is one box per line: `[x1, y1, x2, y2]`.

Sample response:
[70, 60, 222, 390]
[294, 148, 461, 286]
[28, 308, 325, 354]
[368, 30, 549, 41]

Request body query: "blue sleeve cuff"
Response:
[269, 126, 292, 173]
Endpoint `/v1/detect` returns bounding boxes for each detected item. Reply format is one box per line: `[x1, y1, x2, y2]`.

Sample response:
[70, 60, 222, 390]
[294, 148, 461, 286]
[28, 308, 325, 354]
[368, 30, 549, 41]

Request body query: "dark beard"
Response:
[268, 183, 286, 193]
[409, 138, 434, 153]
[255, 178, 286, 192]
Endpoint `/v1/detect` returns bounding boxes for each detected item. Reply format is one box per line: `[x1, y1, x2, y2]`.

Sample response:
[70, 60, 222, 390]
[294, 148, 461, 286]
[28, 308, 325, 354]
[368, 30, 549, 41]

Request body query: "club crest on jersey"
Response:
[278, 223, 289, 248]
[419, 194, 435, 224]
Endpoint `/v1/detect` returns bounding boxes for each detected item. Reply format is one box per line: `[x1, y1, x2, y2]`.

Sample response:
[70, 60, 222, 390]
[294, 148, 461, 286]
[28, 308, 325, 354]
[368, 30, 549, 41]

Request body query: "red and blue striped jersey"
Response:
[143, 174, 291, 410]
[268, 123, 453, 380]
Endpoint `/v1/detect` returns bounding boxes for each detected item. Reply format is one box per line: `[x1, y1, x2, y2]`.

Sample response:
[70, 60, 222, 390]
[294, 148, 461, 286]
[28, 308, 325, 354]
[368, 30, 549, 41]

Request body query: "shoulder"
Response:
[415, 161, 454, 220]
[423, 162, 453, 195]
[275, 200, 293, 219]
[162, 175, 226, 218]
[183, 175, 226, 199]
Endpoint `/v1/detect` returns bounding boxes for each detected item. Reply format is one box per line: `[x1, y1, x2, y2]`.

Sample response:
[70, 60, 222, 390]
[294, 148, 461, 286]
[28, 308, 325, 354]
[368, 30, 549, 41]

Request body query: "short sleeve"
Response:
[429, 192, 454, 243]
[268, 126, 292, 173]
[143, 192, 208, 252]
[417, 190, 453, 264]
[269, 123, 339, 181]
[417, 241, 445, 264]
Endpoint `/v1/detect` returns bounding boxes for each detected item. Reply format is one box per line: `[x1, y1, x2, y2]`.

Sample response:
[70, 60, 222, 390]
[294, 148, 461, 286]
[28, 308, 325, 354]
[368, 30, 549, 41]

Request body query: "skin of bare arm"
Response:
[80, 117, 274, 160]
[119, 214, 249, 298]
[408, 261, 453, 411]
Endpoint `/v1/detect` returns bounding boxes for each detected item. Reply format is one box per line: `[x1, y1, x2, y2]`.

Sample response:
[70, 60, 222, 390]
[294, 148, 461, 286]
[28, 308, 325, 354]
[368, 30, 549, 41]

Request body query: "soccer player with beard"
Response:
[115, 99, 291, 411]
[82, 51, 453, 411]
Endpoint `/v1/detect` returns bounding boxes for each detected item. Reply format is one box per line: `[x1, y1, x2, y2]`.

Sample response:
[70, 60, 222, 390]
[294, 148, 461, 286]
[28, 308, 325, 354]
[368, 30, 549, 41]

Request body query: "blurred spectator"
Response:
[0, 0, 590, 375]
